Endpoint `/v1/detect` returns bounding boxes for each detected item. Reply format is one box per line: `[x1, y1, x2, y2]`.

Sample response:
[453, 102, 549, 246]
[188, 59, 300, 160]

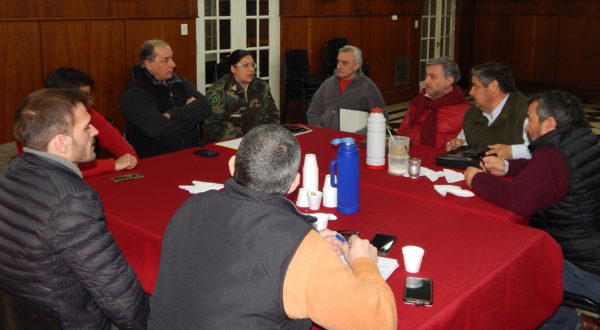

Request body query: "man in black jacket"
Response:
[0, 89, 149, 329]
[121, 39, 212, 158]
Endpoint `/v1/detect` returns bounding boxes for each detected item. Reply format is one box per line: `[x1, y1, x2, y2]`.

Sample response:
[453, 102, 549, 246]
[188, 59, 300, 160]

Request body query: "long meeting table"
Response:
[86, 126, 563, 329]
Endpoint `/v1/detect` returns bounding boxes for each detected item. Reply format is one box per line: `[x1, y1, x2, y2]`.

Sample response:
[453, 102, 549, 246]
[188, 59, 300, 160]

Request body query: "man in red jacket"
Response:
[397, 58, 470, 149]
[16, 68, 140, 176]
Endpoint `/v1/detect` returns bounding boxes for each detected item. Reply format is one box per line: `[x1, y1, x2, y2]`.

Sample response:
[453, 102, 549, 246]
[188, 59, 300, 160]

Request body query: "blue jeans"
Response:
[540, 259, 600, 329]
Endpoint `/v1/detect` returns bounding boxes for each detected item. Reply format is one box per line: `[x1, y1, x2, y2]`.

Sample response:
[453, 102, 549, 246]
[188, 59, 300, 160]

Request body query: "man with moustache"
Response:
[397, 58, 470, 149]
[464, 90, 600, 328]
[0, 89, 149, 329]
[121, 39, 212, 158]
[307, 45, 386, 130]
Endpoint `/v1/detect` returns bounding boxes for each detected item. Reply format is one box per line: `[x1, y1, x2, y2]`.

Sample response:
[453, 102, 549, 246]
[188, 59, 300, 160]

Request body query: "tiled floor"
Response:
[386, 98, 600, 136]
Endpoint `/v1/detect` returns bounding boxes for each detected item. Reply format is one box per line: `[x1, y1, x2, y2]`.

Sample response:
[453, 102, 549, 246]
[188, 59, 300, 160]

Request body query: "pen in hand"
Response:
[335, 233, 348, 243]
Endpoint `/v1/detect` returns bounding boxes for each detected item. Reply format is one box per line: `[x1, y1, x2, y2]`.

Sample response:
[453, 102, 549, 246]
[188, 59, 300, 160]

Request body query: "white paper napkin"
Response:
[433, 184, 475, 197]
[442, 168, 465, 183]
[179, 181, 224, 194]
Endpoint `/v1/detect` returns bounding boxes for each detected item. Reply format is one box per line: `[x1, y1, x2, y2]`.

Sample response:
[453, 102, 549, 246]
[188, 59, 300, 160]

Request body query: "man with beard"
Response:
[464, 90, 600, 328]
[397, 58, 470, 149]
[0, 89, 149, 329]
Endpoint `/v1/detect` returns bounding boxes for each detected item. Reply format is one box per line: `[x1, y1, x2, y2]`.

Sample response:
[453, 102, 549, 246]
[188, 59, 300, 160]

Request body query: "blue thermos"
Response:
[330, 138, 359, 214]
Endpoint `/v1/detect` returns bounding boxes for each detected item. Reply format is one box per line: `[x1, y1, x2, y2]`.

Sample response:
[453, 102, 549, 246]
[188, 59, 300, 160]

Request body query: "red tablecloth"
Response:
[86, 127, 562, 329]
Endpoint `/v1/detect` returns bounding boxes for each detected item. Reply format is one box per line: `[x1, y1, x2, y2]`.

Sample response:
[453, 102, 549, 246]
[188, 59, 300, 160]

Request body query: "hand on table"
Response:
[446, 138, 465, 151]
[480, 156, 506, 176]
[115, 153, 138, 171]
[342, 235, 378, 264]
[463, 166, 484, 187]
[486, 144, 512, 159]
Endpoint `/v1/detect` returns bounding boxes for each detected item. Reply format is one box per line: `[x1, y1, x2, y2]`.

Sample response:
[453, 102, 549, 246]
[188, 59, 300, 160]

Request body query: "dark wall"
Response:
[0, 0, 197, 144]
[280, 0, 424, 121]
[457, 0, 600, 99]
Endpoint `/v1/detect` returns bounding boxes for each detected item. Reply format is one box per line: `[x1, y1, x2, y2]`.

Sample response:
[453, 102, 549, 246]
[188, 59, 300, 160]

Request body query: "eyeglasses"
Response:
[234, 62, 257, 69]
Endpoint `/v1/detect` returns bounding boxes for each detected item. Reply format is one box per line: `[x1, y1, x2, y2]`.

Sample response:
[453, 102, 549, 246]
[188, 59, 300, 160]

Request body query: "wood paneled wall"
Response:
[280, 0, 424, 121]
[0, 0, 197, 144]
[457, 0, 600, 99]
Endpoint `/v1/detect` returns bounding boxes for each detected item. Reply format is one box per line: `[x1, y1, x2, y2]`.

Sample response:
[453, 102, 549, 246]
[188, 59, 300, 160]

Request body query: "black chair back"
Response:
[214, 61, 230, 81]
[324, 37, 348, 77]
[0, 287, 62, 330]
[282, 49, 325, 123]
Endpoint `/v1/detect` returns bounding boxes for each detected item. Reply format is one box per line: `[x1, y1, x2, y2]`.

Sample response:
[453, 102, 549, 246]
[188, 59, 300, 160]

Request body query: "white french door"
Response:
[419, 0, 456, 81]
[197, 0, 280, 107]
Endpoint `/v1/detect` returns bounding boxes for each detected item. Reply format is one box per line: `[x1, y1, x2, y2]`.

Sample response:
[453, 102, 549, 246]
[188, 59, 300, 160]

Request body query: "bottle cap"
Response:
[371, 107, 383, 113]
[331, 137, 355, 146]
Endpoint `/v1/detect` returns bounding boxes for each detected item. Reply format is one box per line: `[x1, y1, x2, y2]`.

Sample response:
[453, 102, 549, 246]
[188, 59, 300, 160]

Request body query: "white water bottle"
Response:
[366, 107, 386, 170]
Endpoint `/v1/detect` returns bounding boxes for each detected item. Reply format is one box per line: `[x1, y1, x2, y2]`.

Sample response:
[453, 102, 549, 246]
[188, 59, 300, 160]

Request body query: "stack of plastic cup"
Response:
[302, 154, 319, 191]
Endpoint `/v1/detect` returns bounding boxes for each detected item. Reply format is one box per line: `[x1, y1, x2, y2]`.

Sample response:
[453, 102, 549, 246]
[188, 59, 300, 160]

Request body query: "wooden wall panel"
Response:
[0, 22, 43, 143]
[510, 16, 559, 83]
[471, 15, 511, 64]
[40, 20, 128, 130]
[0, 0, 196, 19]
[458, 0, 600, 99]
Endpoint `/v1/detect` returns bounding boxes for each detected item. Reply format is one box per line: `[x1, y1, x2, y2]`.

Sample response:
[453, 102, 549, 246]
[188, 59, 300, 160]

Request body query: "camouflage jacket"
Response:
[204, 74, 279, 141]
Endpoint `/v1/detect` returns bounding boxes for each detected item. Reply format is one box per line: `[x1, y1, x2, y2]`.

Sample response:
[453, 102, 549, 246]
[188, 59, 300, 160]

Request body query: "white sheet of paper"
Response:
[215, 138, 243, 150]
[340, 108, 369, 133]
[340, 255, 399, 280]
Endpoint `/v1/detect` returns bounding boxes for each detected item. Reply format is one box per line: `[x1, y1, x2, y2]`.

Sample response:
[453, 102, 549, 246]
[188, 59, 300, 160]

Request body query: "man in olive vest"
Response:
[446, 62, 530, 159]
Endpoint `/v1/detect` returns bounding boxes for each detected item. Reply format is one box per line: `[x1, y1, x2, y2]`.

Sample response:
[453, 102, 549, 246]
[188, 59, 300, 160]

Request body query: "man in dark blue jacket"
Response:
[0, 89, 149, 329]
[121, 39, 212, 158]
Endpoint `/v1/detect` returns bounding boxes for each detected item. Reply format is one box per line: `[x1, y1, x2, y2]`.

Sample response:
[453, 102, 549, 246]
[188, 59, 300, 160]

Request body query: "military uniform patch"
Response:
[209, 94, 220, 107]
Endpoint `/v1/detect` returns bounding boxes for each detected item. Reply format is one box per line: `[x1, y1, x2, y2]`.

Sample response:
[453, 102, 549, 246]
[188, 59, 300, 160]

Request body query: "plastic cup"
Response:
[308, 191, 323, 211]
[296, 188, 309, 208]
[388, 136, 410, 175]
[402, 245, 425, 273]
[302, 154, 319, 191]
[312, 213, 329, 231]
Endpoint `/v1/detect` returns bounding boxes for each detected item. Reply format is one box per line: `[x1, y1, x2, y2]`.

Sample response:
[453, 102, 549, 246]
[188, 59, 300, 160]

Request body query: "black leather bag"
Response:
[435, 146, 483, 169]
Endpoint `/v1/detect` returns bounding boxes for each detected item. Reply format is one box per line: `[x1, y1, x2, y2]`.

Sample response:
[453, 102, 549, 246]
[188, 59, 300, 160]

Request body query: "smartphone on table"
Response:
[403, 276, 433, 306]
[370, 234, 397, 255]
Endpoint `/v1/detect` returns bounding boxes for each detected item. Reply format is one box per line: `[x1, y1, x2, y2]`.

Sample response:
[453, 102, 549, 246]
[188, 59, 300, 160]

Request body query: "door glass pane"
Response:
[259, 49, 269, 77]
[259, 19, 269, 46]
[259, 0, 269, 16]
[219, 0, 230, 16]
[246, 20, 257, 47]
[247, 0, 257, 16]
[205, 0, 216, 16]
[421, 17, 429, 38]
[220, 20, 231, 49]
[205, 20, 217, 51]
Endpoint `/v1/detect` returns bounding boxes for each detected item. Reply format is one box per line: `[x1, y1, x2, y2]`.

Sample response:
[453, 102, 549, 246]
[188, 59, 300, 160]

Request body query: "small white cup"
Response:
[308, 190, 323, 211]
[296, 188, 309, 208]
[402, 245, 425, 273]
[312, 213, 329, 231]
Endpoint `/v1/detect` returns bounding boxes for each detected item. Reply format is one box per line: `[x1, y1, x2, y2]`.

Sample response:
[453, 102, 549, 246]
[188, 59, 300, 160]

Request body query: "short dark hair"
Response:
[44, 67, 95, 90]
[530, 90, 588, 129]
[471, 61, 516, 93]
[233, 124, 301, 196]
[14, 89, 89, 151]
[139, 39, 170, 66]
[427, 58, 461, 83]
[227, 49, 253, 69]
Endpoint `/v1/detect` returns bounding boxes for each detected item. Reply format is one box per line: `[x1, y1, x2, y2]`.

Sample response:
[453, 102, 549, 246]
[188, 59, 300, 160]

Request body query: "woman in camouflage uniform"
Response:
[204, 50, 279, 141]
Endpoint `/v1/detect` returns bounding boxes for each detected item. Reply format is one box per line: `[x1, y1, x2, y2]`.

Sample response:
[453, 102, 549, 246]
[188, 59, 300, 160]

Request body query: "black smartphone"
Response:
[370, 234, 397, 255]
[193, 149, 219, 157]
[403, 277, 433, 306]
